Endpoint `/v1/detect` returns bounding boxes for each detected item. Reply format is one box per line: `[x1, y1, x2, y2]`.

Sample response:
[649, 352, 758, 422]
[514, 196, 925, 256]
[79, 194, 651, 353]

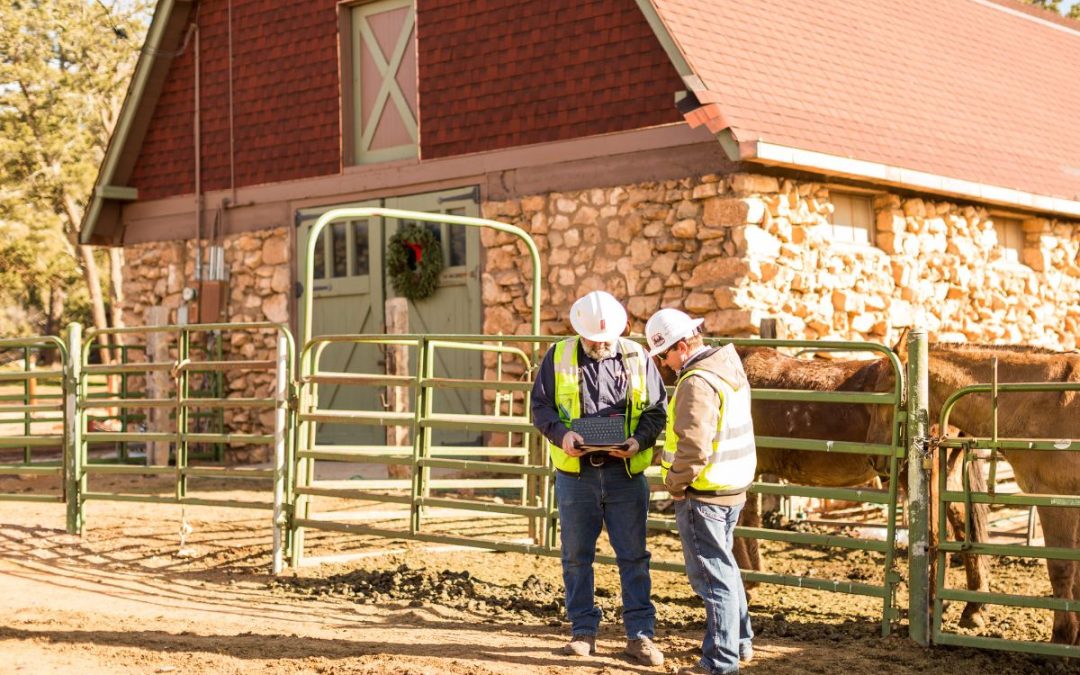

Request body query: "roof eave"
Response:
[741, 140, 1080, 219]
[80, 0, 195, 246]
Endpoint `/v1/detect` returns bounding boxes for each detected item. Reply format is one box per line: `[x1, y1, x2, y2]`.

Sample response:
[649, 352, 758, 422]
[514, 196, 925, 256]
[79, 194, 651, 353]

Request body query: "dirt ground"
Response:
[1, 476, 1075, 674]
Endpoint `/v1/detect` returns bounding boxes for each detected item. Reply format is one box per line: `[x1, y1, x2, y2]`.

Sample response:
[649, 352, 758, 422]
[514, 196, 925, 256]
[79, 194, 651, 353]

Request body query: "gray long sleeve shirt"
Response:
[531, 338, 667, 450]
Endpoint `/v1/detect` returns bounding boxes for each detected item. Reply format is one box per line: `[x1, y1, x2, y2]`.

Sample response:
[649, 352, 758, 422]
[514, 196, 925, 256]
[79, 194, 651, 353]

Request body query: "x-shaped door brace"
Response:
[357, 5, 417, 152]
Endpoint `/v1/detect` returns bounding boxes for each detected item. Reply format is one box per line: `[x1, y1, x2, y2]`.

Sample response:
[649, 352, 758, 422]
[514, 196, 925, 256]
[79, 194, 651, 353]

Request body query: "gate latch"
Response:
[912, 435, 935, 470]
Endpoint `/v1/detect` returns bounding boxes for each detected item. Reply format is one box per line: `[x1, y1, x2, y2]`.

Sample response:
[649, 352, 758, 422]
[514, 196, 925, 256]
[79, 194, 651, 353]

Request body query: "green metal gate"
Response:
[933, 380, 1080, 658]
[0, 335, 69, 504]
[658, 335, 912, 637]
[70, 322, 295, 553]
[289, 333, 549, 567]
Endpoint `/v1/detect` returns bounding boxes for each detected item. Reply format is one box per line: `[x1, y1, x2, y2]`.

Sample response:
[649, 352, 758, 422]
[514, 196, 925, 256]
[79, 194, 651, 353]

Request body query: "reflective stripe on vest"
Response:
[661, 367, 756, 494]
[548, 337, 652, 475]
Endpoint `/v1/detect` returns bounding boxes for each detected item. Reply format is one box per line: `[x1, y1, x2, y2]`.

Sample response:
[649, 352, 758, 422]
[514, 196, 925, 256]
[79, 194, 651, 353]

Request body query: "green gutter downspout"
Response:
[302, 207, 542, 349]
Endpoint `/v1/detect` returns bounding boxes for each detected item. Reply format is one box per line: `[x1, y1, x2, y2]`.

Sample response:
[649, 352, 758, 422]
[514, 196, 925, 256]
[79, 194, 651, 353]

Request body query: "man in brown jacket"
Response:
[645, 308, 757, 675]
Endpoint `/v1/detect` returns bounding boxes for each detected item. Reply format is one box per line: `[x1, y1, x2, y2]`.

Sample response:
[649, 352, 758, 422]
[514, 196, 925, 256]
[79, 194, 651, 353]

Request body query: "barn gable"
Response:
[81, 0, 685, 244]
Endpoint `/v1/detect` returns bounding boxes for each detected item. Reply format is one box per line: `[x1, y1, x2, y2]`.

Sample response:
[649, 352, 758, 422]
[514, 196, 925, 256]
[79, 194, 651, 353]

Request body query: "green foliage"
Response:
[1026, 0, 1062, 11]
[1022, 0, 1080, 19]
[0, 0, 151, 334]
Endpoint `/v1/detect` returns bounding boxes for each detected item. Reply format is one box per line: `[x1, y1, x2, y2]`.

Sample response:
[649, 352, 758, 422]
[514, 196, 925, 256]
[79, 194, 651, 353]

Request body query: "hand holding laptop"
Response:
[570, 415, 632, 453]
[606, 437, 639, 459]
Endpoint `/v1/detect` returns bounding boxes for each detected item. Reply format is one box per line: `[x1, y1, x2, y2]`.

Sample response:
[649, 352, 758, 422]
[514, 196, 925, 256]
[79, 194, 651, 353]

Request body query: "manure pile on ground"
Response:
[271, 565, 568, 623]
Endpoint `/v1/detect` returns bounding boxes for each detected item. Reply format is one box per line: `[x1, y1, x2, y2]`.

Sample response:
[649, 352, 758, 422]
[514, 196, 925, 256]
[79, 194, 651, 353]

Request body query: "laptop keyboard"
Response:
[571, 416, 627, 445]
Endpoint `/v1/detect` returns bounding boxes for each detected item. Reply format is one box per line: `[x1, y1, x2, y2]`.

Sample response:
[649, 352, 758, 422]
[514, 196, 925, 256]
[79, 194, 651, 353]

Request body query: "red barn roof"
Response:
[640, 0, 1080, 214]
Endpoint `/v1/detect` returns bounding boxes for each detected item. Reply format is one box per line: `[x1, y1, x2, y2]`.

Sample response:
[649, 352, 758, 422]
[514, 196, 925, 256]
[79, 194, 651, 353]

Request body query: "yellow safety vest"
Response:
[661, 367, 756, 494]
[549, 337, 652, 476]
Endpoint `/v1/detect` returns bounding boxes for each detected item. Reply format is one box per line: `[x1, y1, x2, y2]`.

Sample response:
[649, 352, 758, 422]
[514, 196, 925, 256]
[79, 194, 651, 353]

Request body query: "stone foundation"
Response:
[119, 227, 290, 462]
[481, 174, 1079, 352]
[113, 176, 1079, 458]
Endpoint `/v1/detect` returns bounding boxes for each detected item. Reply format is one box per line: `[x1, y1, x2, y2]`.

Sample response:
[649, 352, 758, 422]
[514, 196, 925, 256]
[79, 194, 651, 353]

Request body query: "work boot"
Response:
[561, 634, 595, 656]
[625, 636, 664, 666]
[676, 666, 713, 675]
[740, 641, 753, 663]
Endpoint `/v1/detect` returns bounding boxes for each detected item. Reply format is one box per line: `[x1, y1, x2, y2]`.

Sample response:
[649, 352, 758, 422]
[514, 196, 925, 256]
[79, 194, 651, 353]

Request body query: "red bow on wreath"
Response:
[405, 242, 424, 265]
[386, 224, 444, 301]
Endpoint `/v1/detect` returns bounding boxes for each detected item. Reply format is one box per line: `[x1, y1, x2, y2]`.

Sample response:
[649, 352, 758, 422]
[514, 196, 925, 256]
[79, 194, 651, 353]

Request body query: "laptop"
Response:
[571, 415, 629, 451]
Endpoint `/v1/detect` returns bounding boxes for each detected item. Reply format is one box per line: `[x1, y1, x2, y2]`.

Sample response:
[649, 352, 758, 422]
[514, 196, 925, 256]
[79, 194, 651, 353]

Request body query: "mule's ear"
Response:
[891, 327, 911, 359]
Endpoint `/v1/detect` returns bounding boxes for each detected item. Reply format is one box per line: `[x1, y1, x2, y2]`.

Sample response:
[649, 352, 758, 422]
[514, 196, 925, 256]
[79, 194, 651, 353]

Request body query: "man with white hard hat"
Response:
[645, 307, 756, 675]
[531, 290, 667, 667]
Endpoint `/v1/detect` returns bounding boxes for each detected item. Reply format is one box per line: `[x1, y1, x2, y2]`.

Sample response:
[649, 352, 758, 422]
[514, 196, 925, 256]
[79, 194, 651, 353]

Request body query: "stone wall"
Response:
[119, 227, 291, 461]
[481, 174, 1080, 352]
[112, 176, 1079, 457]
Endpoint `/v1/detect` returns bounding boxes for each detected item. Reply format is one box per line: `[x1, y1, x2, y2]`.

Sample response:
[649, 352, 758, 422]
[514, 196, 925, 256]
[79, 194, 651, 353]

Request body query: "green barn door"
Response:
[297, 200, 383, 445]
[386, 188, 482, 446]
[296, 188, 482, 447]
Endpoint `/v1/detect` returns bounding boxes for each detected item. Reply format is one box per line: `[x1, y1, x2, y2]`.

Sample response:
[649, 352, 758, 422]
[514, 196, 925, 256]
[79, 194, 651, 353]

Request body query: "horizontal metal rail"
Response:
[0, 436, 64, 448]
[0, 369, 63, 383]
[0, 464, 62, 476]
[81, 492, 273, 510]
[0, 493, 63, 503]
[751, 481, 893, 505]
[755, 435, 898, 456]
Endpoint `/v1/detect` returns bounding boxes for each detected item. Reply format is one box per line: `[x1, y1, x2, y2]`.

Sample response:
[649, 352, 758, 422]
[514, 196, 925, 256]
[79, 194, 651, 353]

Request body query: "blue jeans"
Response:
[675, 499, 753, 675]
[555, 462, 655, 639]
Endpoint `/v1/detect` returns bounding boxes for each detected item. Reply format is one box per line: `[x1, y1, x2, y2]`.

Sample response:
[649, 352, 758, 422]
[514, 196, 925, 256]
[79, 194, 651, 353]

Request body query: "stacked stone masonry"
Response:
[481, 173, 1080, 356]
[120, 227, 290, 462]
[118, 174, 1080, 449]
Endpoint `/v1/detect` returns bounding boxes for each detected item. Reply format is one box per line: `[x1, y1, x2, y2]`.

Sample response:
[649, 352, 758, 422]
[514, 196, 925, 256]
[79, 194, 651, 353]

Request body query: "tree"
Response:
[0, 0, 151, 347]
[1023, 0, 1080, 19]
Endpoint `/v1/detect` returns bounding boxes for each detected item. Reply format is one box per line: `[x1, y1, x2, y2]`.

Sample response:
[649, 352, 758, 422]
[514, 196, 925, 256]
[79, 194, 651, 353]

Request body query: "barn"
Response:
[80, 0, 1080, 439]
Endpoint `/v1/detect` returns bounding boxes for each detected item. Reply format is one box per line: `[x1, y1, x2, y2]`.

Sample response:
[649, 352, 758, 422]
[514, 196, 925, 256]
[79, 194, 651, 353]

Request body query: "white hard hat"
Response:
[645, 308, 704, 356]
[569, 291, 627, 342]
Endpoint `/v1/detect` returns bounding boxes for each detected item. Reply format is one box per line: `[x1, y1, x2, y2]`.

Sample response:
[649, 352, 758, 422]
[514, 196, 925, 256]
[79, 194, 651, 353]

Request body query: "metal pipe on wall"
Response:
[227, 0, 236, 207]
[193, 18, 202, 282]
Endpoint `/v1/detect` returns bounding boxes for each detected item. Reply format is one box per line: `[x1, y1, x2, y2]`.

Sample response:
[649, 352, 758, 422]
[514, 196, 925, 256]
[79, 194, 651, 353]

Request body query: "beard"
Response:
[582, 340, 617, 360]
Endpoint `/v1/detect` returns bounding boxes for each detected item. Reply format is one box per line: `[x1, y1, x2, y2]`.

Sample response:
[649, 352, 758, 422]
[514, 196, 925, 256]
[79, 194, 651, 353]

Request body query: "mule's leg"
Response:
[735, 490, 763, 597]
[943, 449, 990, 628]
[1036, 505, 1080, 645]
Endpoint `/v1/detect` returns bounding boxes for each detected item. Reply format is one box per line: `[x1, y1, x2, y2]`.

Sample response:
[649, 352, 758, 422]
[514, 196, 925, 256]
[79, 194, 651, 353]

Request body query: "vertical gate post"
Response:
[272, 333, 288, 574]
[906, 328, 931, 645]
[65, 323, 83, 535]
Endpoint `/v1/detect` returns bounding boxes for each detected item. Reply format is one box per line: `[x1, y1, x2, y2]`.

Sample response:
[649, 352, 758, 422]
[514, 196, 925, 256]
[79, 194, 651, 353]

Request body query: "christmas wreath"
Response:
[386, 224, 445, 301]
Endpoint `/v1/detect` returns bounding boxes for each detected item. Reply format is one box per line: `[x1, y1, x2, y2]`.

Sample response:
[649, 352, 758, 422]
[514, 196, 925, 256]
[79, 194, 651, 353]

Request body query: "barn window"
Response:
[311, 219, 371, 280]
[992, 216, 1024, 265]
[828, 192, 874, 246]
[345, 0, 417, 164]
